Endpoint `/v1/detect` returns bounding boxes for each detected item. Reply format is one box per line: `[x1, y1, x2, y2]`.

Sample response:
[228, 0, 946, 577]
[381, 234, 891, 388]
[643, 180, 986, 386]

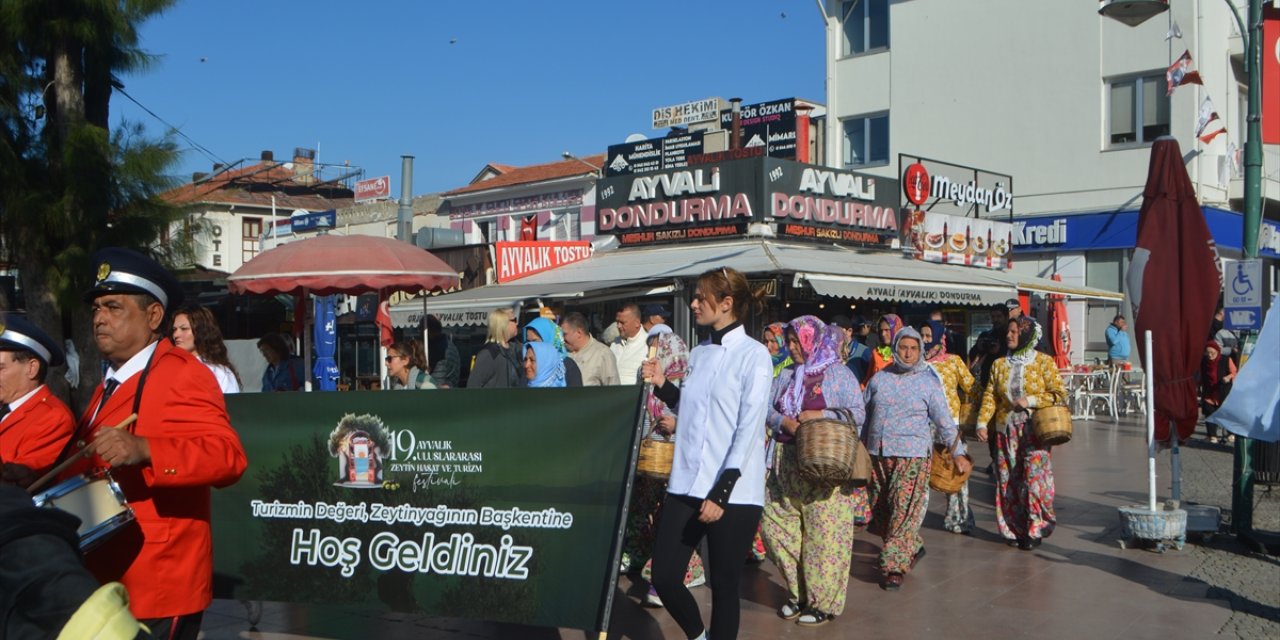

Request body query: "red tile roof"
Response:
[163, 160, 356, 211]
[446, 154, 604, 196]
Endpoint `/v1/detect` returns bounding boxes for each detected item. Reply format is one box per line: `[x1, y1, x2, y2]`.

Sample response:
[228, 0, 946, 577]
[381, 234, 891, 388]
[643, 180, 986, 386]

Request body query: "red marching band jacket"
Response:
[60, 339, 247, 619]
[0, 385, 76, 475]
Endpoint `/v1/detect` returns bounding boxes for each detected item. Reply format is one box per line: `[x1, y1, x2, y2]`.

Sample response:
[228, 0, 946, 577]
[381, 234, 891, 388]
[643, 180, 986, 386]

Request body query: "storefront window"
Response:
[842, 112, 889, 168]
[1108, 73, 1169, 146]
[842, 0, 889, 56]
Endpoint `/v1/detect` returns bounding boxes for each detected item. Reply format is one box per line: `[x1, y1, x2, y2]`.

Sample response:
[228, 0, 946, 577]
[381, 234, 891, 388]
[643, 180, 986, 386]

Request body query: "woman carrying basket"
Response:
[976, 316, 1067, 550]
[761, 317, 865, 627]
[863, 327, 968, 591]
[920, 321, 976, 534]
[642, 267, 771, 640]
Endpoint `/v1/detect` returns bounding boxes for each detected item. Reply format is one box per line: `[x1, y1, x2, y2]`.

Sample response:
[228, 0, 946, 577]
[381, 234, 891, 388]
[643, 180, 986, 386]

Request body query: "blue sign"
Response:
[290, 209, 336, 233]
[1011, 207, 1276, 256]
[1224, 259, 1263, 331]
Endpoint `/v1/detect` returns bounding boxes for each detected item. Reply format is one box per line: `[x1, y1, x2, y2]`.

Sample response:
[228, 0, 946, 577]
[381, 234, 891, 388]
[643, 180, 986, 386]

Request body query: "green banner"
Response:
[213, 386, 643, 633]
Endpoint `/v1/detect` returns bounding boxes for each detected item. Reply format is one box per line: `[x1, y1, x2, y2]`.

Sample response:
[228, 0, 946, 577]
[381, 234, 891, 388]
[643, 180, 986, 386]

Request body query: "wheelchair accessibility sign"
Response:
[1224, 259, 1262, 330]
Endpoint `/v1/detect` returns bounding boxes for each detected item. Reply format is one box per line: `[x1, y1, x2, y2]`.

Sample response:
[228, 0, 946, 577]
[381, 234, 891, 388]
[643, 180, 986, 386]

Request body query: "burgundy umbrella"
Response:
[1125, 137, 1220, 443]
[228, 234, 459, 296]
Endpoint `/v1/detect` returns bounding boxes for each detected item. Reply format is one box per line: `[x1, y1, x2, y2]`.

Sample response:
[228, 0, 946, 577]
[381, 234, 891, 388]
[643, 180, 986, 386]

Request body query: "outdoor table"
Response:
[1061, 370, 1106, 420]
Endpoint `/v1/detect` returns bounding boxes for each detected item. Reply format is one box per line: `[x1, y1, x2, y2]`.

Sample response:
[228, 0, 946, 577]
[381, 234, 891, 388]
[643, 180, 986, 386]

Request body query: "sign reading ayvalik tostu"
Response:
[493, 241, 592, 283]
[214, 387, 642, 634]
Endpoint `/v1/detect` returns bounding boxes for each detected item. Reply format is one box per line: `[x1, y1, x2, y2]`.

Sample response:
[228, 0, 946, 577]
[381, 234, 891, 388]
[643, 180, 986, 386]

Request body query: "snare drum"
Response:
[32, 472, 134, 551]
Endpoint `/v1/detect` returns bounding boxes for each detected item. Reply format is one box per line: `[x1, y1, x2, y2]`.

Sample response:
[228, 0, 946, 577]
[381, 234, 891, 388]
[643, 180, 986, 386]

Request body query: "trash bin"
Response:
[1253, 439, 1280, 486]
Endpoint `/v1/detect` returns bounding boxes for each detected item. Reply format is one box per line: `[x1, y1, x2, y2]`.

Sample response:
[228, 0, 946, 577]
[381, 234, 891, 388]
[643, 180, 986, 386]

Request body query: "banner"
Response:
[214, 386, 643, 633]
[901, 209, 1013, 269]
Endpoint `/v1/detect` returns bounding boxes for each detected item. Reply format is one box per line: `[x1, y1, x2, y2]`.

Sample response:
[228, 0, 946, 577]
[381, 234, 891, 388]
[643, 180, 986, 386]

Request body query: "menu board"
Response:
[901, 209, 1012, 269]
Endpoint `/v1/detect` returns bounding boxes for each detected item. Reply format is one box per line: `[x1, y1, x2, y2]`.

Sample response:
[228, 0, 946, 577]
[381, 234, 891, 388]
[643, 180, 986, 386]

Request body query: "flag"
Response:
[1125, 138, 1221, 444]
[375, 298, 394, 347]
[1194, 96, 1219, 136]
[520, 215, 538, 241]
[1166, 50, 1203, 96]
[1227, 141, 1242, 176]
[1165, 20, 1182, 41]
[1198, 127, 1226, 145]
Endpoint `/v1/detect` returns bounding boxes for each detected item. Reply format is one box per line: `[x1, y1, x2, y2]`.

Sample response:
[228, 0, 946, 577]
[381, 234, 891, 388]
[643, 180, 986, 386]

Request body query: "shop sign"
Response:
[898, 154, 1014, 218]
[354, 175, 391, 202]
[719, 98, 798, 159]
[444, 190, 584, 220]
[652, 97, 724, 129]
[290, 209, 336, 233]
[901, 209, 1014, 269]
[1012, 218, 1069, 247]
[767, 159, 900, 247]
[493, 241, 593, 283]
[596, 157, 760, 247]
[605, 131, 705, 177]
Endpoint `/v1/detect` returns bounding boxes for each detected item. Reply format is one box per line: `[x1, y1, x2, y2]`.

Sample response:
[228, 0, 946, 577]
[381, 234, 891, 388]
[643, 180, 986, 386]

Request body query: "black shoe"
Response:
[1006, 538, 1021, 548]
[983, 463, 995, 475]
[1018, 538, 1034, 550]
[911, 547, 927, 569]
[881, 573, 904, 591]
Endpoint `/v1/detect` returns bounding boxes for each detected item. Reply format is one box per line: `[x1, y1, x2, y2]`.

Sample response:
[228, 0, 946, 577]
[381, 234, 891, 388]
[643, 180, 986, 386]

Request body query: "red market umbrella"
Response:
[228, 234, 459, 296]
[1049, 275, 1071, 369]
[1125, 137, 1220, 443]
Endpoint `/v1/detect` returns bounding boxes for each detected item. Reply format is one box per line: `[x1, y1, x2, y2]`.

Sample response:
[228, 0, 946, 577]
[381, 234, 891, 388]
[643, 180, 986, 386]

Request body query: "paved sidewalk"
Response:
[200, 416, 1280, 640]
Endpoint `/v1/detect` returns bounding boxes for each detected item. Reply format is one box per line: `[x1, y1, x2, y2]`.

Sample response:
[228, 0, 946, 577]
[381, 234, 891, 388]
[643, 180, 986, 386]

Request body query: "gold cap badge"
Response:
[96, 262, 111, 282]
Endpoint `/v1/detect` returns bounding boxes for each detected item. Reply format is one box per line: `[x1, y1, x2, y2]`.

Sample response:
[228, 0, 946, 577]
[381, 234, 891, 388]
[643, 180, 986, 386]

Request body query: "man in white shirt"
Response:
[560, 312, 619, 386]
[610, 303, 648, 385]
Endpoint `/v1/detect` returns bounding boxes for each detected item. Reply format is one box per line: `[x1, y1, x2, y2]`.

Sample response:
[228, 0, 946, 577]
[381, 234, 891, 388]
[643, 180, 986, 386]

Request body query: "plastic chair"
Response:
[1117, 369, 1146, 416]
[1080, 369, 1119, 421]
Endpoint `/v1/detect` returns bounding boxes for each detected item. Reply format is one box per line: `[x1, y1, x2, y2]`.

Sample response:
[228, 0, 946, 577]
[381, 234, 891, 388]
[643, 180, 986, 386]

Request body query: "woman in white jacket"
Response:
[642, 266, 772, 640]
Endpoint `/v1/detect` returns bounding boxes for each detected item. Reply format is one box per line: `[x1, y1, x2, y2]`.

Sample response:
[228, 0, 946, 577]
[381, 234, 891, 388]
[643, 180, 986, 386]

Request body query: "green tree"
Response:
[0, 0, 193, 408]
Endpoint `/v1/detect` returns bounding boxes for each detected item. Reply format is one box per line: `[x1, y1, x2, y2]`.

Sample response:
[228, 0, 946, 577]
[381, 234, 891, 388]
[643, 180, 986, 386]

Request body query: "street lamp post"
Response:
[1101, 0, 1265, 540]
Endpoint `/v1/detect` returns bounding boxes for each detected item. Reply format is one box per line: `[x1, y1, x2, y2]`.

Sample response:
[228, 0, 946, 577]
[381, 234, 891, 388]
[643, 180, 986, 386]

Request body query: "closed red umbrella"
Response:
[1125, 137, 1220, 443]
[228, 234, 459, 296]
[1049, 275, 1071, 369]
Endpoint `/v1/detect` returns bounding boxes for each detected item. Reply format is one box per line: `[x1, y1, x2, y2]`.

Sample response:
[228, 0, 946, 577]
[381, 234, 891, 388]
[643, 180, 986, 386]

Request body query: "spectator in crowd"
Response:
[833, 315, 872, 382]
[258, 333, 305, 391]
[561, 312, 619, 386]
[172, 303, 240, 394]
[1210, 306, 1239, 362]
[863, 327, 967, 591]
[385, 338, 435, 390]
[976, 317, 1067, 551]
[467, 308, 523, 388]
[641, 303, 672, 333]
[611, 303, 648, 385]
[524, 341, 566, 388]
[969, 303, 1012, 473]
[920, 320, 976, 534]
[1105, 314, 1130, 366]
[762, 323, 793, 379]
[865, 314, 903, 385]
[524, 317, 582, 387]
[1199, 340, 1237, 443]
[763, 317, 865, 626]
[425, 315, 460, 388]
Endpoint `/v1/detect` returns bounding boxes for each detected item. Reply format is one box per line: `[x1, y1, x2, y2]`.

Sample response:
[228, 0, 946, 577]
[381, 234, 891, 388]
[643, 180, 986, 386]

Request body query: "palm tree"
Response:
[0, 0, 192, 408]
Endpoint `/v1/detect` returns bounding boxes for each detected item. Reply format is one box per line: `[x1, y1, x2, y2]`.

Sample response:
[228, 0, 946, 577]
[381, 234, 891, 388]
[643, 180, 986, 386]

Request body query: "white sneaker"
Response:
[686, 573, 706, 588]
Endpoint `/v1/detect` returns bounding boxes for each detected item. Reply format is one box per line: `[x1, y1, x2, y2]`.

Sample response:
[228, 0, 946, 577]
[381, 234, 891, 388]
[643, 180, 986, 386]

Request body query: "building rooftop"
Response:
[446, 154, 604, 197]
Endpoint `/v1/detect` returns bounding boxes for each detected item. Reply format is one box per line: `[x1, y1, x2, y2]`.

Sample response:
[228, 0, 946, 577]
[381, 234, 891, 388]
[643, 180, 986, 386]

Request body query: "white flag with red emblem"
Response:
[1166, 50, 1203, 96]
[1194, 95, 1226, 144]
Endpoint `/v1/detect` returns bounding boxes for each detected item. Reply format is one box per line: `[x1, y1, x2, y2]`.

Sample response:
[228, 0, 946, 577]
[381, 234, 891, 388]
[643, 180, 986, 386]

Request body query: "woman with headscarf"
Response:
[622, 324, 706, 608]
[1199, 340, 1237, 443]
[865, 314, 903, 386]
[523, 341, 566, 388]
[863, 327, 968, 591]
[976, 317, 1067, 550]
[762, 322, 793, 378]
[524, 316, 583, 387]
[761, 317, 865, 626]
[920, 321, 976, 535]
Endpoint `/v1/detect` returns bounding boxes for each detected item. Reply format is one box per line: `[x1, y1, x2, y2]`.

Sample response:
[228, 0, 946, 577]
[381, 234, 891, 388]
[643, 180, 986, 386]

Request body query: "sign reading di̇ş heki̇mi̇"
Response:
[214, 387, 643, 634]
[492, 241, 592, 283]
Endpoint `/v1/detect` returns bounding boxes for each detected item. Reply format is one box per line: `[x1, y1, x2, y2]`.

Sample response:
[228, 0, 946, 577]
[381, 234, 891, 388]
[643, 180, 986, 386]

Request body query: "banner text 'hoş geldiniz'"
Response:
[212, 386, 642, 634]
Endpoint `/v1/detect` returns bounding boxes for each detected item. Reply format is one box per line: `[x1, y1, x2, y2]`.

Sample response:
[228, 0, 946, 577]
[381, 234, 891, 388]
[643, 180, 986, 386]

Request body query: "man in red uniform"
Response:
[0, 313, 75, 486]
[61, 247, 247, 639]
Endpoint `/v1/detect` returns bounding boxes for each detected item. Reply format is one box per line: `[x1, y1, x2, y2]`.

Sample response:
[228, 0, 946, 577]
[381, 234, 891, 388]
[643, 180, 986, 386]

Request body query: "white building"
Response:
[819, 0, 1280, 360]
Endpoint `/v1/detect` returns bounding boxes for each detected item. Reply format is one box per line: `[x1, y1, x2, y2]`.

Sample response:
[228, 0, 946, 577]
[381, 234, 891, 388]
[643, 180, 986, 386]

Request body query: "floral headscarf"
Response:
[524, 341, 566, 388]
[1008, 316, 1042, 365]
[524, 317, 568, 359]
[888, 327, 932, 374]
[780, 316, 845, 418]
[645, 329, 690, 423]
[924, 319, 948, 363]
[763, 322, 790, 367]
[875, 313, 904, 361]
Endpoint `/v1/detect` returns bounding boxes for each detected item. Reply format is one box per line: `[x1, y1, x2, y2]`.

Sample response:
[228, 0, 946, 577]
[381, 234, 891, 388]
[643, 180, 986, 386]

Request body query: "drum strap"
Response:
[55, 341, 160, 467]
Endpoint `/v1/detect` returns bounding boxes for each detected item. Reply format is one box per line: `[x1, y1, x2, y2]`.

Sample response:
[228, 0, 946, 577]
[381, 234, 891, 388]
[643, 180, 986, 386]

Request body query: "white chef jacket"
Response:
[667, 325, 772, 506]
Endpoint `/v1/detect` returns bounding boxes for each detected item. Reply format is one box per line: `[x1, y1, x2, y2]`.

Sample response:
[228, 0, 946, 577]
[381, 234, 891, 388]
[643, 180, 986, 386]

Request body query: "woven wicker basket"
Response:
[636, 437, 674, 479]
[928, 434, 972, 494]
[1032, 405, 1073, 446]
[796, 416, 857, 484]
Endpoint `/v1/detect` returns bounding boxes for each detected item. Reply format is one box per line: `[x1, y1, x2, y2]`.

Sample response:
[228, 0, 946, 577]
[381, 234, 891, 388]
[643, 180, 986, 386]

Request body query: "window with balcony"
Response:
[1108, 74, 1169, 146]
[242, 217, 262, 263]
[842, 0, 889, 56]
[842, 112, 889, 168]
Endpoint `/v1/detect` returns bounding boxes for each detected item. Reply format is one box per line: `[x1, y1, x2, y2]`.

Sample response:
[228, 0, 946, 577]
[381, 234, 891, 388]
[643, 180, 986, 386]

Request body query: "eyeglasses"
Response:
[385, 354, 403, 362]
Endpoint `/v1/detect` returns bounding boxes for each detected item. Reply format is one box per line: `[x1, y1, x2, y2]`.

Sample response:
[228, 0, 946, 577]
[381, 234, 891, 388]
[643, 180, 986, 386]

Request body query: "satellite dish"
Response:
[624, 133, 648, 143]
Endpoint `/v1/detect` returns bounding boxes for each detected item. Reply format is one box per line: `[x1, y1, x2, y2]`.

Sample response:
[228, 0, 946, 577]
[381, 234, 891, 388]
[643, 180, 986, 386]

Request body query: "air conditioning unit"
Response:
[415, 227, 465, 249]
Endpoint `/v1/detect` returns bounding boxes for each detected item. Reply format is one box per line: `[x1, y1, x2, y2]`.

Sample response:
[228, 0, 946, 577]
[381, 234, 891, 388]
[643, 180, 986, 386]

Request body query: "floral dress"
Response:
[929, 354, 976, 533]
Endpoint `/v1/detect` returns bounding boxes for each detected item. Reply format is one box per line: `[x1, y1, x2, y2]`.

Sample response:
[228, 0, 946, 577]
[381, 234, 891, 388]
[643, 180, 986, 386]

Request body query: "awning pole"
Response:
[304, 288, 312, 392]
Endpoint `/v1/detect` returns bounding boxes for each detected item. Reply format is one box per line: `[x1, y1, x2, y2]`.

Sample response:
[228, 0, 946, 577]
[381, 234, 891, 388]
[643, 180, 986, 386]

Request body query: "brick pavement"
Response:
[200, 415, 1280, 639]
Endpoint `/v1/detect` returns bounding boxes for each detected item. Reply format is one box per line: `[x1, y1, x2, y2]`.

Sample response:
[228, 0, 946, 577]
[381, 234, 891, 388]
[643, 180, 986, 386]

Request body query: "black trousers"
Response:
[140, 612, 203, 640]
[650, 493, 762, 640]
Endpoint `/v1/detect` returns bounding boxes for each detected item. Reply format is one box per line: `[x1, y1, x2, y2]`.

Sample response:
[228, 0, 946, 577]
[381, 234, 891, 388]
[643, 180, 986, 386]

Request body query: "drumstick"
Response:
[27, 413, 138, 495]
[643, 345, 658, 383]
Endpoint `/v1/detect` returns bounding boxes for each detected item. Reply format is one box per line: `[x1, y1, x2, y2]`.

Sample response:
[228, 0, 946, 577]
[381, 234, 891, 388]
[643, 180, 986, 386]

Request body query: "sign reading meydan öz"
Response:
[213, 387, 642, 633]
[594, 156, 899, 248]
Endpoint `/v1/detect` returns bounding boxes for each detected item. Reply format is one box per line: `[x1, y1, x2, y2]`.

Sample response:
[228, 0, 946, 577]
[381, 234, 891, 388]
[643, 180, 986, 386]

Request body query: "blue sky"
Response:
[111, 0, 826, 196]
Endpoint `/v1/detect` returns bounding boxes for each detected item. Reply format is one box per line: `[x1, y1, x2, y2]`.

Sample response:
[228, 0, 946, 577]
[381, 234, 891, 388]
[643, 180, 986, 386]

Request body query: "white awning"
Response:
[796, 273, 1013, 307]
[389, 279, 669, 327]
[1002, 277, 1125, 302]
